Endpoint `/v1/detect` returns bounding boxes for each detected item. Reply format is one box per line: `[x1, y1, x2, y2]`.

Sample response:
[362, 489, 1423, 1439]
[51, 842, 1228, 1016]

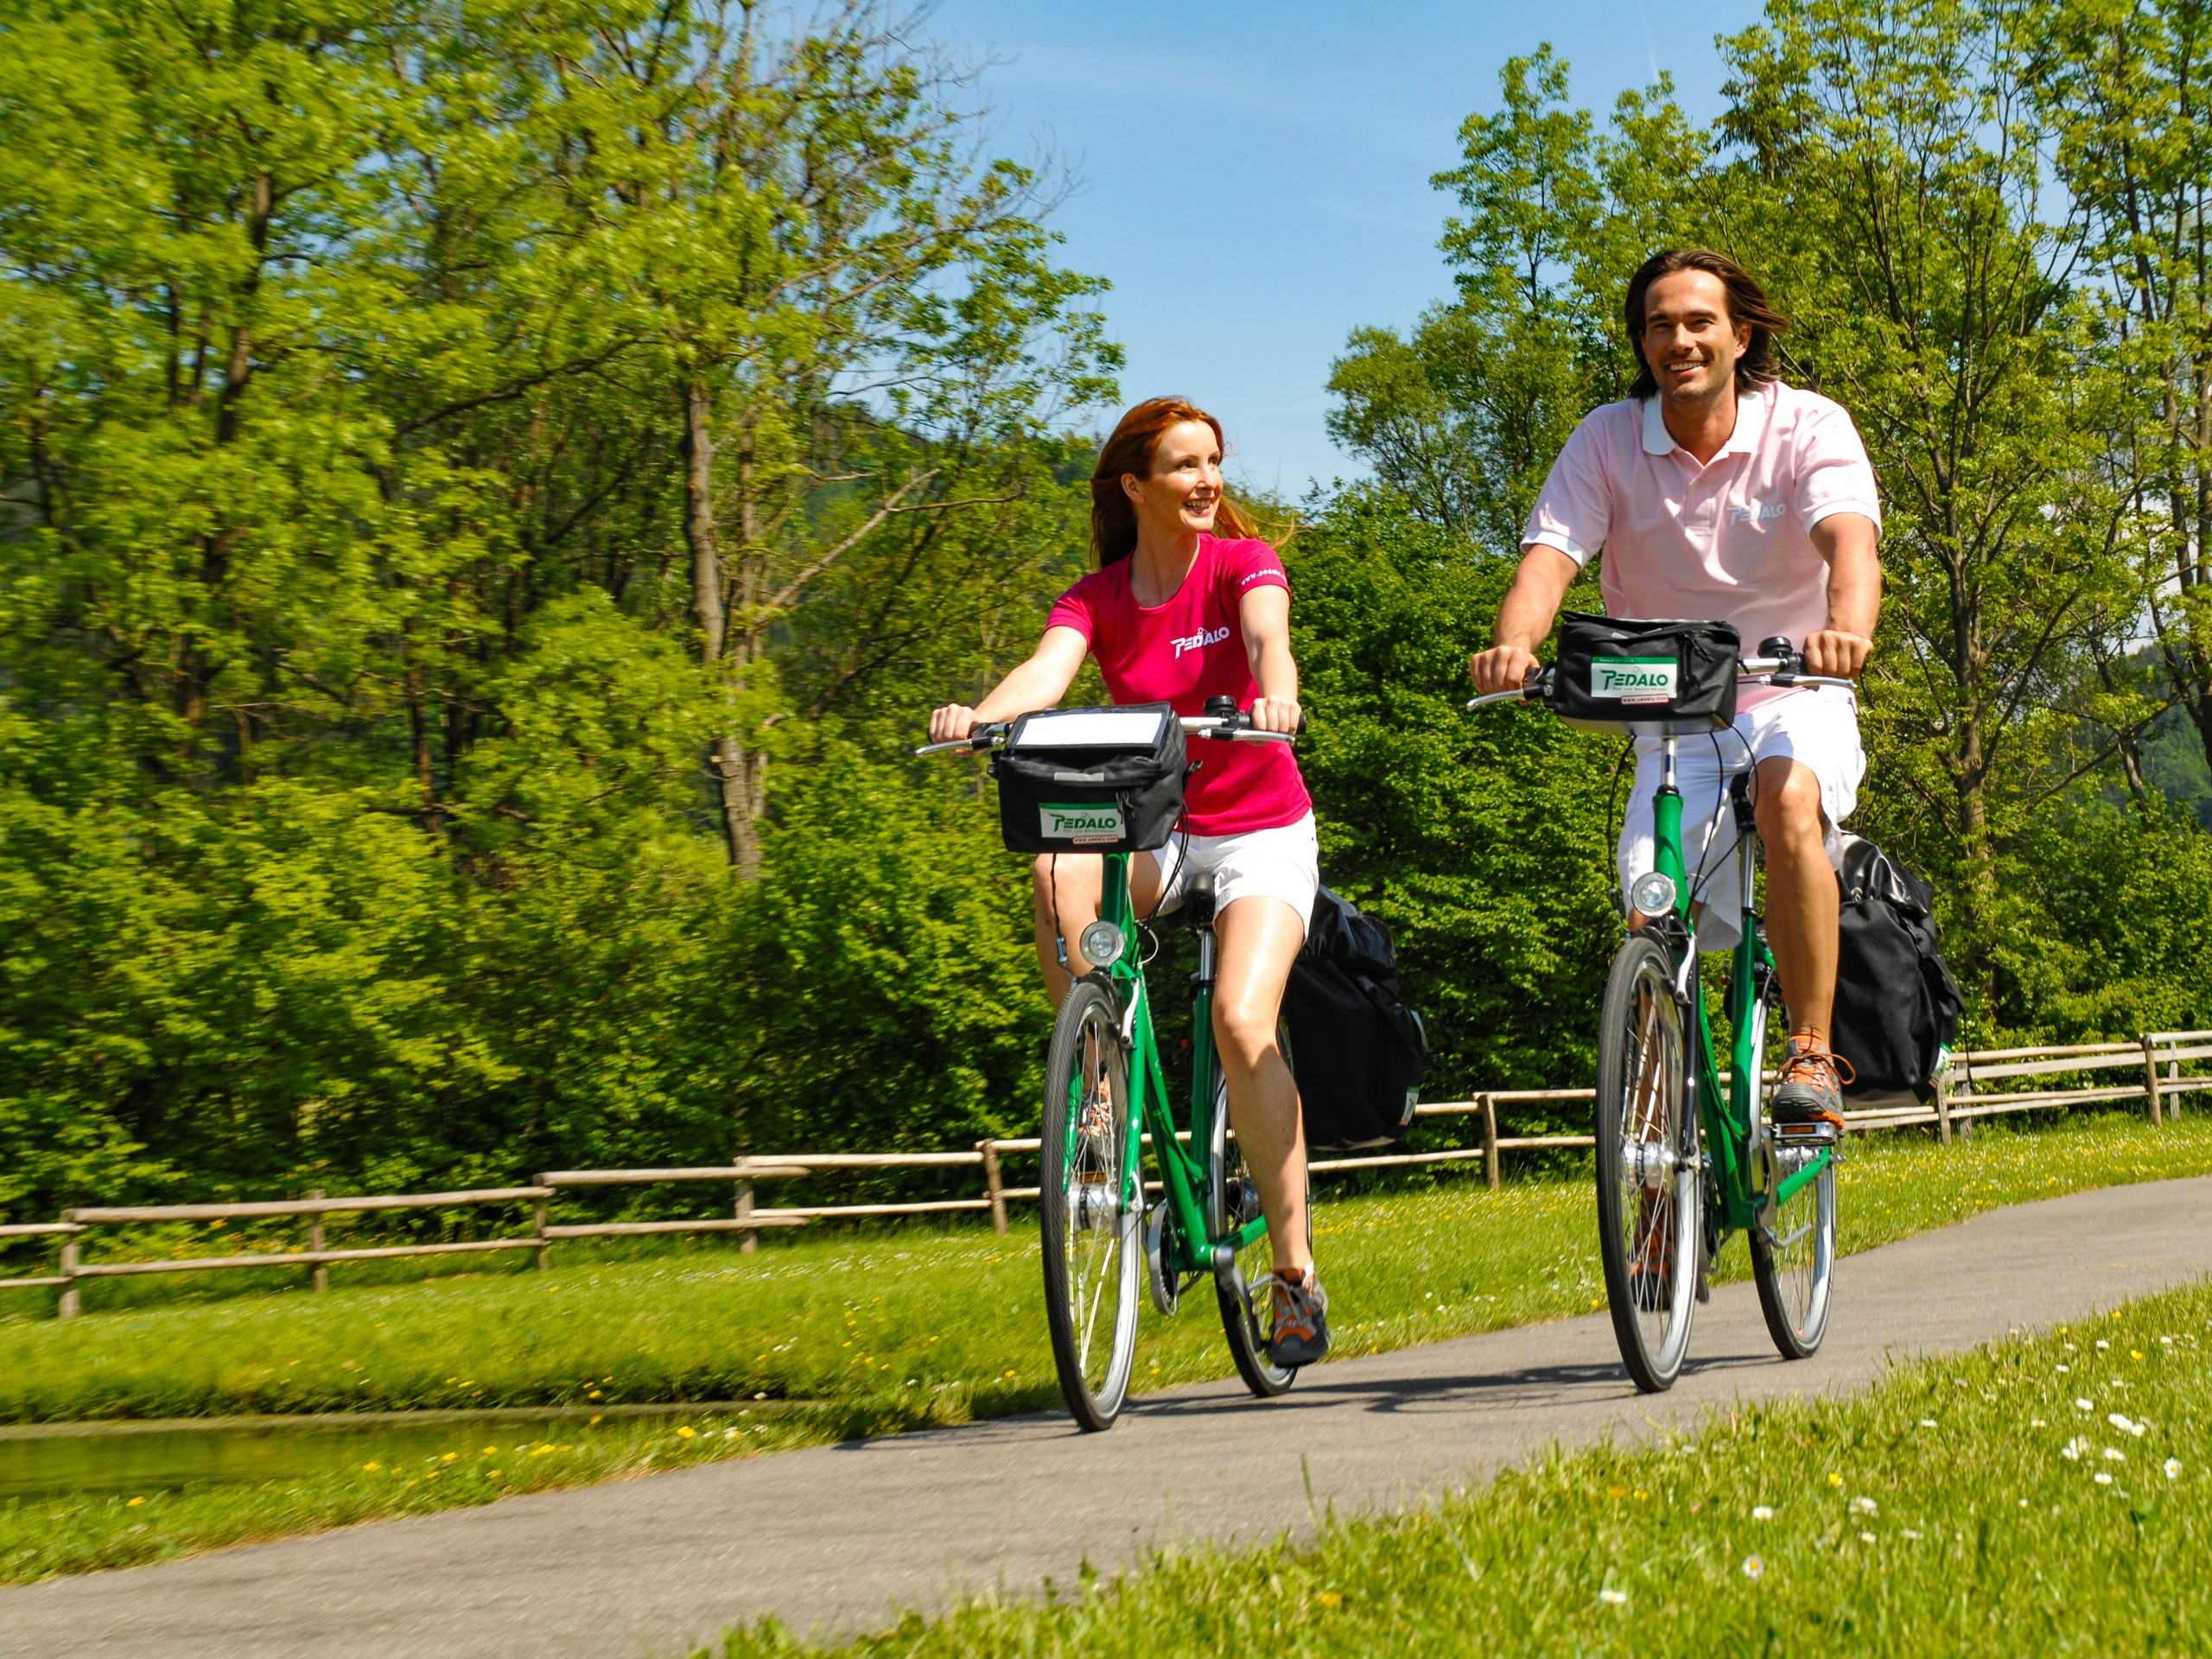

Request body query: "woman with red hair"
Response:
[929, 397, 1327, 1367]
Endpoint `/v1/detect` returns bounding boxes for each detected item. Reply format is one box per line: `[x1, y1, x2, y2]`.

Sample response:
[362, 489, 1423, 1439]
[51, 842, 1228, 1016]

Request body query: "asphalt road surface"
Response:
[5, 1178, 2209, 1659]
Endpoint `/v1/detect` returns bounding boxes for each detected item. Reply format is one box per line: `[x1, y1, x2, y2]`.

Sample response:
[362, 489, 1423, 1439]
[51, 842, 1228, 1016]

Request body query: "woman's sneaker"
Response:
[1771, 1040, 1853, 1130]
[1266, 1267, 1330, 1367]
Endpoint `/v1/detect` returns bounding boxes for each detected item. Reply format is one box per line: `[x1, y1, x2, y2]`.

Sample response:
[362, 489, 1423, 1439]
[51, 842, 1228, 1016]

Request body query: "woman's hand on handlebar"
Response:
[927, 703, 981, 745]
[1802, 629, 1872, 679]
[1470, 644, 1541, 696]
[1248, 695, 1302, 735]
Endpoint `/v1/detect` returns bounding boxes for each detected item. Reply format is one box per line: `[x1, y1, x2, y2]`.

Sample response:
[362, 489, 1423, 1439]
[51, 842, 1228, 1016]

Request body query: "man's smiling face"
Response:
[1640, 268, 1751, 408]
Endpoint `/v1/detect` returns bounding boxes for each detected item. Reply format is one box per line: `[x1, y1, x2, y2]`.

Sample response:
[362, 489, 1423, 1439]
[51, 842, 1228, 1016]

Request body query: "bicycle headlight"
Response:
[1078, 919, 1127, 969]
[1630, 871, 1679, 918]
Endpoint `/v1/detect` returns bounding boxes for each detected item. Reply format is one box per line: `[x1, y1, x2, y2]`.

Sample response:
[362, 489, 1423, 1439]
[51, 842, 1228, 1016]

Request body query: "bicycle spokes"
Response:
[1040, 982, 1140, 1430]
[1595, 936, 1698, 1392]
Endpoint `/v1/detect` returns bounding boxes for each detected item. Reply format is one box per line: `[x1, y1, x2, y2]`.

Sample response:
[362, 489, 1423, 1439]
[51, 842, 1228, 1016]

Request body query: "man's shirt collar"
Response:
[1640, 382, 1773, 460]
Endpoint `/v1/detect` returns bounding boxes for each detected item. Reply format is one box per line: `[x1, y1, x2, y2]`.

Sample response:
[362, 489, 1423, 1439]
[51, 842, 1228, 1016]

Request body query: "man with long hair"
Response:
[1471, 250, 1883, 1127]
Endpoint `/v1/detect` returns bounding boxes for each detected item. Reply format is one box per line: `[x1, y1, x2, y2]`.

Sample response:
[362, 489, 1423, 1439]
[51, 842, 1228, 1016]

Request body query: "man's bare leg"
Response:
[1751, 756, 1839, 1046]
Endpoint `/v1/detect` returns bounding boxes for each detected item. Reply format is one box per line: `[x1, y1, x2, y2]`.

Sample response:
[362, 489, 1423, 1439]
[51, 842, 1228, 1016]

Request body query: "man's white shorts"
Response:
[1617, 689, 1865, 953]
[1147, 810, 1319, 933]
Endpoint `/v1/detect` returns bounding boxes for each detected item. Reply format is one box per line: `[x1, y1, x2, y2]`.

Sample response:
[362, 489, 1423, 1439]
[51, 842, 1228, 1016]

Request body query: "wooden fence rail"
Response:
[8, 1030, 2209, 1319]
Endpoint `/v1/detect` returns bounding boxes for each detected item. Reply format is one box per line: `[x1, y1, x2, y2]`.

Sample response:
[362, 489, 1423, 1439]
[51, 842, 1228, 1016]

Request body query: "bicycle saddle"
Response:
[1182, 868, 1218, 928]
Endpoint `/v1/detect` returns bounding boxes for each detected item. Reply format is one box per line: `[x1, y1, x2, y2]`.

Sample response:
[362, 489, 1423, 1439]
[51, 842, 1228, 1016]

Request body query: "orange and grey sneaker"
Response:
[1771, 1040, 1854, 1130]
[1266, 1266, 1331, 1367]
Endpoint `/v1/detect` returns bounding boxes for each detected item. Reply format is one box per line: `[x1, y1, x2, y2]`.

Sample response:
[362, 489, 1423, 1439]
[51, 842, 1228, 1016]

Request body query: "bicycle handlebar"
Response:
[913, 711, 1298, 757]
[1466, 646, 1856, 713]
[1738, 658, 1854, 690]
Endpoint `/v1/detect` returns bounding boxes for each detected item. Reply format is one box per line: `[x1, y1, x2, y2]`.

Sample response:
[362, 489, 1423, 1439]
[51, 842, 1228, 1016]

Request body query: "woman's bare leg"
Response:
[1211, 894, 1310, 1272]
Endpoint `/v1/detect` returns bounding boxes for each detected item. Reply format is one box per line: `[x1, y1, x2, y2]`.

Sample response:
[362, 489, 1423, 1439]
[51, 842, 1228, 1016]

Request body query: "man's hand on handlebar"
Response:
[1248, 696, 1302, 735]
[927, 703, 982, 745]
[1470, 644, 1542, 697]
[1802, 629, 1872, 679]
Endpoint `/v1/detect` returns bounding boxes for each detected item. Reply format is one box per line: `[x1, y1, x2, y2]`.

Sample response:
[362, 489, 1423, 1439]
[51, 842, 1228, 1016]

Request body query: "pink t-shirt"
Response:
[1522, 383, 1881, 706]
[1046, 535, 1313, 836]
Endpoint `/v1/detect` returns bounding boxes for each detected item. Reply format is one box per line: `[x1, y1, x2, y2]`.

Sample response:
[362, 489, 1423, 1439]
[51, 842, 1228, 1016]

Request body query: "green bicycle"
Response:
[922, 704, 1298, 1431]
[1471, 635, 1846, 1392]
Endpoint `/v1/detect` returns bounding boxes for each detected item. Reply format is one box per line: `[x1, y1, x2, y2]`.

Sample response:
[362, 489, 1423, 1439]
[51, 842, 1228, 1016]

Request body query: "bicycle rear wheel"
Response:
[1751, 1142, 1836, 1357]
[1749, 971, 1838, 1357]
[1039, 978, 1142, 1431]
[1593, 933, 1700, 1392]
[1210, 1075, 1295, 1398]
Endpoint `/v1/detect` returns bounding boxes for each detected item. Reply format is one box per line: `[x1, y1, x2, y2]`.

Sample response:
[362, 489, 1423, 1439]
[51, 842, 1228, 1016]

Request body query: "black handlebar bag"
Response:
[1548, 613, 1740, 737]
[989, 704, 1187, 854]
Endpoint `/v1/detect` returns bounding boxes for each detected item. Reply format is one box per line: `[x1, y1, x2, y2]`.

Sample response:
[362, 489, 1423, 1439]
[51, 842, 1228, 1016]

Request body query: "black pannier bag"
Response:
[989, 704, 1187, 855]
[1281, 888, 1428, 1151]
[1831, 835, 1964, 1103]
[1547, 613, 1740, 736]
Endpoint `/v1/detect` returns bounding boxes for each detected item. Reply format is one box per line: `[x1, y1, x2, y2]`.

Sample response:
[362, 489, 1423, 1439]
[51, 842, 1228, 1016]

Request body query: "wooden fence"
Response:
[6, 1031, 2209, 1320]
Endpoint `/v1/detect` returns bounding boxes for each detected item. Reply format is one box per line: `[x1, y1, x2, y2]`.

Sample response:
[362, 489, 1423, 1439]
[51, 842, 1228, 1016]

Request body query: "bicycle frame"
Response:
[1649, 735, 1837, 1242]
[1087, 854, 1270, 1277]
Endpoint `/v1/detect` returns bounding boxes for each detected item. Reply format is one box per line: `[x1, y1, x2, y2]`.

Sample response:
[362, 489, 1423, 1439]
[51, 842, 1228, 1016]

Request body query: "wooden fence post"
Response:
[533, 1194, 550, 1271]
[57, 1224, 79, 1321]
[308, 1190, 327, 1294]
[980, 1141, 1007, 1236]
[1482, 1095, 1501, 1193]
[2170, 1058, 2184, 1120]
[735, 1179, 756, 1255]
[1932, 1071, 1953, 1147]
[2142, 1034, 2164, 1128]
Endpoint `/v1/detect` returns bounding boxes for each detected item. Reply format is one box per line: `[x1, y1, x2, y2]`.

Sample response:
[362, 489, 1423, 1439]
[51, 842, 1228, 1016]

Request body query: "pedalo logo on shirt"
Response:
[1040, 801, 1125, 843]
[1173, 624, 1232, 659]
[1591, 656, 1679, 705]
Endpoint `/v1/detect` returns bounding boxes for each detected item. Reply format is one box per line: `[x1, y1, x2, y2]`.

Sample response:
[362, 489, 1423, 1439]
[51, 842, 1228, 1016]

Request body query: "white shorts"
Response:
[1617, 689, 1865, 952]
[1147, 810, 1320, 934]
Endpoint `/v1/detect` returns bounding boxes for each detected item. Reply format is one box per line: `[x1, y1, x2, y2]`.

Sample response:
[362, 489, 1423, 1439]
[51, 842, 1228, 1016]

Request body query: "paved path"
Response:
[6, 1179, 2210, 1659]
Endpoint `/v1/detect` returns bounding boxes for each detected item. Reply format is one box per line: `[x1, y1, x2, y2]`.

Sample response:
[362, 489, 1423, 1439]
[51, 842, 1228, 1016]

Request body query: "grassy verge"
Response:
[0, 1110, 2207, 1585]
[1, 1405, 835, 1586]
[5, 1112, 2210, 1427]
[708, 1281, 2212, 1657]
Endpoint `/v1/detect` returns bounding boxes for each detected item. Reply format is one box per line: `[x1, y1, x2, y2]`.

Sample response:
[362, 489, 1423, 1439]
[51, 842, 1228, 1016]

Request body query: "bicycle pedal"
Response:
[1774, 1121, 1842, 1147]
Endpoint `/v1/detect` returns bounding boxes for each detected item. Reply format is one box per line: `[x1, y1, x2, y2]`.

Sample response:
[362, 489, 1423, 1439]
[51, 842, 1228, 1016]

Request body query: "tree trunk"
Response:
[681, 380, 726, 664]
[683, 379, 762, 875]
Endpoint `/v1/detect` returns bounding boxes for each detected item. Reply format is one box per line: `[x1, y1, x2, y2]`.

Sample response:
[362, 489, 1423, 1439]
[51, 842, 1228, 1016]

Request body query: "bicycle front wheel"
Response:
[1593, 933, 1700, 1392]
[1209, 1074, 1295, 1398]
[1039, 978, 1142, 1431]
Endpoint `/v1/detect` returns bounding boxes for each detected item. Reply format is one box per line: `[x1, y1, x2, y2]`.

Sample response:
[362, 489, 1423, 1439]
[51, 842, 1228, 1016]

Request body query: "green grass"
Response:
[0, 1406, 835, 1586]
[703, 1283, 2212, 1656]
[0, 1109, 2208, 1585]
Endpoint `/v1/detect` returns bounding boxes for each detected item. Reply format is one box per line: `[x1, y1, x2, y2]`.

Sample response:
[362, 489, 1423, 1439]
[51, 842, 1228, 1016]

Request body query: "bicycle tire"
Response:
[1039, 977, 1142, 1431]
[1593, 932, 1701, 1392]
[1749, 969, 1838, 1357]
[1209, 1075, 1295, 1398]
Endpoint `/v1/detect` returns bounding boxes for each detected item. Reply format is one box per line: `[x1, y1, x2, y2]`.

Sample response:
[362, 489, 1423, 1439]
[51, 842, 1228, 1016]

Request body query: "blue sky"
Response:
[930, 0, 1767, 495]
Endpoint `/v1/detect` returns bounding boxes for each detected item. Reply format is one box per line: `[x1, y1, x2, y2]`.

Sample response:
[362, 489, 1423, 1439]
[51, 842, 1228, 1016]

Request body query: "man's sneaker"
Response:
[1771, 1040, 1854, 1129]
[1266, 1267, 1330, 1367]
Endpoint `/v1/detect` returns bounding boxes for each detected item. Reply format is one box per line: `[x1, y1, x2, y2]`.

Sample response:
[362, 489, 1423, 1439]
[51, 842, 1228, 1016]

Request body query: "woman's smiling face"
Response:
[1122, 419, 1224, 540]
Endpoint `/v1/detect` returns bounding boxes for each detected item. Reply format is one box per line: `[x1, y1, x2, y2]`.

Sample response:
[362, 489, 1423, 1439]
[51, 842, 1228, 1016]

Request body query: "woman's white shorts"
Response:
[1146, 810, 1320, 934]
[1616, 688, 1865, 952]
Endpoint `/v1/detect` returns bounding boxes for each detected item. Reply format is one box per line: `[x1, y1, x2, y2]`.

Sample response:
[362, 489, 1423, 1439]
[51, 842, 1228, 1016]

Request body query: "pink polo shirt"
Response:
[1522, 382, 1880, 703]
